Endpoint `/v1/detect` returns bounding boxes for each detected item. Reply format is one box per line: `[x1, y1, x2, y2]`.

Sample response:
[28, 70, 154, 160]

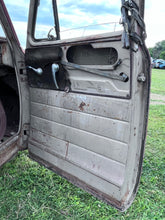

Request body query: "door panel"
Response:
[62, 40, 130, 97]
[26, 0, 150, 211]
[26, 36, 130, 98]
[25, 46, 69, 91]
[30, 88, 129, 165]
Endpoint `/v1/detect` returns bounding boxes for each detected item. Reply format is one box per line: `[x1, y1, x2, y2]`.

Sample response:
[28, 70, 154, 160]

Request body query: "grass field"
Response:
[151, 69, 165, 95]
[0, 70, 164, 219]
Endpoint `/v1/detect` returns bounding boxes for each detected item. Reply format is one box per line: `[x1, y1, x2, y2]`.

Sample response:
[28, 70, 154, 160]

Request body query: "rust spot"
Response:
[121, 188, 130, 204]
[0, 142, 17, 167]
[2, 44, 7, 55]
[79, 102, 86, 111]
[67, 111, 73, 114]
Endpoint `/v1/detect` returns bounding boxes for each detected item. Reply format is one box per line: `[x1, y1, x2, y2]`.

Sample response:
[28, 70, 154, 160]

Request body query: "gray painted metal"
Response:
[26, 0, 150, 208]
[0, 0, 150, 212]
[28, 25, 150, 207]
[0, 0, 30, 166]
[61, 61, 128, 82]
[61, 40, 130, 98]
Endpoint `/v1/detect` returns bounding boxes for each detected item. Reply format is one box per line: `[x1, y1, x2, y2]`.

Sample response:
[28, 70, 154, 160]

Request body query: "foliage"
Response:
[160, 51, 165, 60]
[148, 47, 153, 57]
[149, 40, 165, 59]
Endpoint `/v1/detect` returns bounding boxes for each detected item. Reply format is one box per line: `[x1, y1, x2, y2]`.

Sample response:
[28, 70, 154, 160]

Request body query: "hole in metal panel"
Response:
[67, 45, 118, 65]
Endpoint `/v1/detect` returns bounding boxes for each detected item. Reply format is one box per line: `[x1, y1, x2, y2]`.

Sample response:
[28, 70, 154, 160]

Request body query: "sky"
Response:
[1, 0, 165, 48]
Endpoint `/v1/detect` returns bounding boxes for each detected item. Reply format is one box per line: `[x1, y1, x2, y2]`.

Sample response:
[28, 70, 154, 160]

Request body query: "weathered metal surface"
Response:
[30, 121, 128, 164]
[0, 0, 151, 212]
[30, 88, 131, 121]
[0, 0, 30, 166]
[61, 40, 130, 98]
[30, 102, 130, 143]
[29, 78, 130, 208]
[27, 24, 150, 210]
[61, 61, 128, 82]
[29, 152, 124, 210]
[0, 136, 18, 167]
[0, 42, 13, 67]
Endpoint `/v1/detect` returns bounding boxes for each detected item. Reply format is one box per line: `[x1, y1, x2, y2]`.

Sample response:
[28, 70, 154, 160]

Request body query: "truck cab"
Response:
[0, 0, 150, 211]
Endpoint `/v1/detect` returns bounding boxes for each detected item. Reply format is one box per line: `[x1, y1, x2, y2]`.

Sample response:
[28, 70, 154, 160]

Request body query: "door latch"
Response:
[52, 64, 59, 89]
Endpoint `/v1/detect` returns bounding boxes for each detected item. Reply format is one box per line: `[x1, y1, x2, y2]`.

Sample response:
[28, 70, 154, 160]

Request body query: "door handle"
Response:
[52, 64, 59, 89]
[27, 66, 43, 75]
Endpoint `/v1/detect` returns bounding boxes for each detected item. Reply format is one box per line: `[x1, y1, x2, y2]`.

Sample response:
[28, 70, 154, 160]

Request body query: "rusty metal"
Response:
[29, 152, 124, 211]
[0, 0, 150, 212]
[79, 102, 86, 111]
[1, 43, 6, 55]
[0, 141, 18, 167]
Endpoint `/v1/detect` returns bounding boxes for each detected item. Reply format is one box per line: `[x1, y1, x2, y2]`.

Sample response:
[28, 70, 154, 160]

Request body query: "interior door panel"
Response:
[26, 36, 130, 98]
[0, 0, 150, 212]
[63, 41, 130, 98]
[26, 24, 150, 211]
[25, 46, 70, 91]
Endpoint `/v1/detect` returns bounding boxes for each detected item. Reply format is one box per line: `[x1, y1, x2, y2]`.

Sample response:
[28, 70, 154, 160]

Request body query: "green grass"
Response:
[0, 104, 164, 220]
[151, 69, 165, 95]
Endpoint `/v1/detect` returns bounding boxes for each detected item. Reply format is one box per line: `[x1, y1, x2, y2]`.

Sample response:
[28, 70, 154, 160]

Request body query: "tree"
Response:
[148, 40, 165, 59]
[160, 51, 165, 60]
[148, 48, 153, 57]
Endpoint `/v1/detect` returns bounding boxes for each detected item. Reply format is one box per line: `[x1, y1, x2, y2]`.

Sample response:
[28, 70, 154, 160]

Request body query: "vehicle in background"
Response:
[153, 59, 165, 68]
[159, 60, 165, 69]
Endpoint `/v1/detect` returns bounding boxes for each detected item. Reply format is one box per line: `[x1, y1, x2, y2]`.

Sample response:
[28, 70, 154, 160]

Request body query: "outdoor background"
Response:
[0, 0, 165, 219]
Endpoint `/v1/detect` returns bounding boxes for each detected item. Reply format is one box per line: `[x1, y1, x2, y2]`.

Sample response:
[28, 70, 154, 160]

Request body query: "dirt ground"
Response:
[150, 93, 165, 105]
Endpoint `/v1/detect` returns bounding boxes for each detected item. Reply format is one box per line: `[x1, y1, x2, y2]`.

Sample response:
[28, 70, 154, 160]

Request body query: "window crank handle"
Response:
[27, 66, 43, 75]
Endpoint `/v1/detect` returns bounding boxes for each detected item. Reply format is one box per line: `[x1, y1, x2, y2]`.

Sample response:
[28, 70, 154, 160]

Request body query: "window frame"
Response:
[31, 0, 60, 42]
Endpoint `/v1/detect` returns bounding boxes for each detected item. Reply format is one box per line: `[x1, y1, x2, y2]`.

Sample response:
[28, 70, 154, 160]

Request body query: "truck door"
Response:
[25, 0, 150, 210]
